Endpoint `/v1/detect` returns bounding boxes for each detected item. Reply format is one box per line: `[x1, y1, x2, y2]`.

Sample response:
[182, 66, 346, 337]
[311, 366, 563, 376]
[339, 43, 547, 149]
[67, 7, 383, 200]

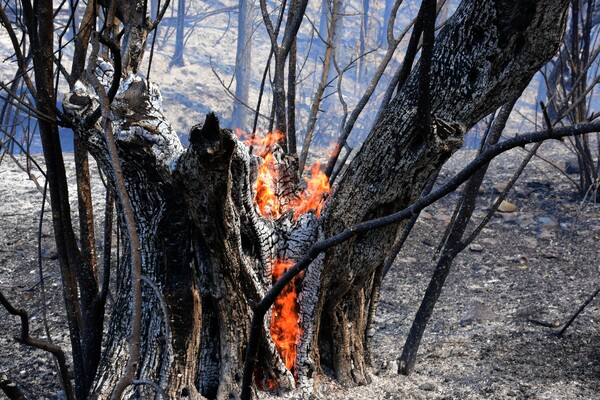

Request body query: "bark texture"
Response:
[314, 0, 569, 385]
[64, 67, 317, 398]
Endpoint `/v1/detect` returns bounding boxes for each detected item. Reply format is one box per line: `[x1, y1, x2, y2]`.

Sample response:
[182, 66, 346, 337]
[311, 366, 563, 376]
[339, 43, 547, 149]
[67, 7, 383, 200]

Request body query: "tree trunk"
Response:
[314, 0, 569, 386]
[231, 0, 255, 132]
[61, 0, 569, 398]
[172, 0, 186, 67]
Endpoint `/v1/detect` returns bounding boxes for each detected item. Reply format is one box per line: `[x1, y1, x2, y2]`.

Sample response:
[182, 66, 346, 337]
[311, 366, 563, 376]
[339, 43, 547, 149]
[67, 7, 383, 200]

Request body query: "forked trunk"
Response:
[61, 0, 569, 398]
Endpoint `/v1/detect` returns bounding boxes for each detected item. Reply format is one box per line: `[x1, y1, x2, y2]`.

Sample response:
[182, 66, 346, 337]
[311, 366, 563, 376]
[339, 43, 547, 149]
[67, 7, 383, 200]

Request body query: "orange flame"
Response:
[289, 163, 330, 220]
[246, 132, 330, 220]
[270, 259, 302, 371]
[255, 152, 281, 218]
[237, 129, 286, 157]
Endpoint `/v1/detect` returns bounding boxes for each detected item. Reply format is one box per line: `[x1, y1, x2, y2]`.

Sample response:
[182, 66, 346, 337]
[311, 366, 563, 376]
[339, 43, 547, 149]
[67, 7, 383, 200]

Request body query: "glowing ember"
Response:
[270, 259, 302, 371]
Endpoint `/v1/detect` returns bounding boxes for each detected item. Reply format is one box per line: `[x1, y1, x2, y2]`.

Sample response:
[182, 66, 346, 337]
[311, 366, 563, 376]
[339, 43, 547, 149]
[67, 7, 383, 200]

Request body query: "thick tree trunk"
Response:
[61, 0, 569, 398]
[313, 0, 569, 385]
[65, 73, 305, 398]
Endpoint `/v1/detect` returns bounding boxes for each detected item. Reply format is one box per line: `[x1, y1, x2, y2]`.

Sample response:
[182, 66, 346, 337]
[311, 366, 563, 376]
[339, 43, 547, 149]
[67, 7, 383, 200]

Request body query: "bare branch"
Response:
[0, 291, 76, 400]
[298, 0, 340, 173]
[324, 0, 406, 179]
[86, 33, 144, 400]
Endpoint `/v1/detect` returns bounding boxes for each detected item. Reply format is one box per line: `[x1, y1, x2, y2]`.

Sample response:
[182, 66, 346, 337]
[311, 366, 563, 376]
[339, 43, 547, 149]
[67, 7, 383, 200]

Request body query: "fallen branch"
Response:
[558, 286, 600, 337]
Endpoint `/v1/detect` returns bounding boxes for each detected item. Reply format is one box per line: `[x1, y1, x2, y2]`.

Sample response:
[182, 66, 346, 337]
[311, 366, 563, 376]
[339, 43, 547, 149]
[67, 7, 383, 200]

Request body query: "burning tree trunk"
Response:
[64, 72, 326, 397]
[58, 0, 569, 398]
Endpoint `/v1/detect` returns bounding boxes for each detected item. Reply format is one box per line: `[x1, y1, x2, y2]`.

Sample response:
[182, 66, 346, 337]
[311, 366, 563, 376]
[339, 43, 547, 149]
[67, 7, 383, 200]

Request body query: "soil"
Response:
[0, 139, 599, 399]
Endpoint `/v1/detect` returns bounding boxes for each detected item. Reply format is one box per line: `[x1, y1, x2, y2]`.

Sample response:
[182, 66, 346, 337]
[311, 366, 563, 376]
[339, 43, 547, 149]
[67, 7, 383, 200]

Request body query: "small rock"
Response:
[523, 237, 538, 248]
[538, 216, 559, 228]
[501, 213, 519, 224]
[431, 321, 445, 332]
[493, 183, 508, 194]
[481, 237, 497, 246]
[433, 213, 452, 223]
[539, 229, 556, 239]
[469, 243, 484, 252]
[420, 210, 433, 220]
[419, 382, 436, 391]
[497, 200, 517, 213]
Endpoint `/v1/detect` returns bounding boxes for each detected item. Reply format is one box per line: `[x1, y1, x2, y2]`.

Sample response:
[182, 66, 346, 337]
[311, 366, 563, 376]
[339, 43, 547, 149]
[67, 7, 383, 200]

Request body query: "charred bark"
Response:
[314, 0, 570, 385]
[64, 64, 316, 398]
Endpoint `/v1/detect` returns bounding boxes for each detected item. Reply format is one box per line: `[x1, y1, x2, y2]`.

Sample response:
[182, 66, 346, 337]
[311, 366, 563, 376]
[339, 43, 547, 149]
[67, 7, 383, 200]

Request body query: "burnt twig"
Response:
[0, 291, 76, 400]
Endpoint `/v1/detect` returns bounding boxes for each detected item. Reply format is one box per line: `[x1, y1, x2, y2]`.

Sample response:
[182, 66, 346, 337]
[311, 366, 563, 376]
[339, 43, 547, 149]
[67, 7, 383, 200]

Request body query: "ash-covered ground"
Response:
[1, 140, 599, 399]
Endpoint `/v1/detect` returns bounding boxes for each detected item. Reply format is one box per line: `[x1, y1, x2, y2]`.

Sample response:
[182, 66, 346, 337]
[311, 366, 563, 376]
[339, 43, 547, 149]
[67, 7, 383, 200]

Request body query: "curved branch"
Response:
[85, 31, 144, 400]
[0, 291, 76, 400]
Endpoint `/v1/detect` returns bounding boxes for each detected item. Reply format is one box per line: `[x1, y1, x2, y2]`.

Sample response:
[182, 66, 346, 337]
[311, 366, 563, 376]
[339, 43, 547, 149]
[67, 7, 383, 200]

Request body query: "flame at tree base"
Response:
[238, 130, 329, 388]
[270, 259, 302, 373]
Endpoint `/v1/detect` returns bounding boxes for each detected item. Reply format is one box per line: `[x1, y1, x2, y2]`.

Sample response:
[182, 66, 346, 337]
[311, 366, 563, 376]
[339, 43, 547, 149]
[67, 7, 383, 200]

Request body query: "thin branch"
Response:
[86, 33, 144, 400]
[324, 0, 411, 180]
[99, 188, 114, 304]
[0, 5, 37, 97]
[259, 0, 280, 50]
[0, 291, 76, 400]
[209, 61, 271, 121]
[0, 83, 60, 125]
[150, 0, 173, 30]
[298, 0, 339, 173]
[382, 170, 439, 278]
[557, 286, 600, 337]
[0, 126, 47, 179]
